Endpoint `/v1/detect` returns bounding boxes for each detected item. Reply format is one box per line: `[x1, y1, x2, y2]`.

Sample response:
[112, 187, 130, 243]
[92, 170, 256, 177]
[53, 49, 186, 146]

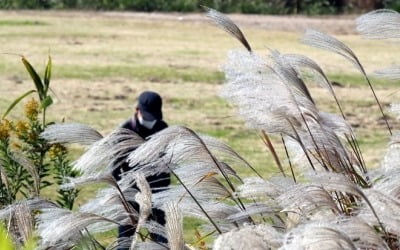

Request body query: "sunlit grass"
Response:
[1, 10, 400, 244]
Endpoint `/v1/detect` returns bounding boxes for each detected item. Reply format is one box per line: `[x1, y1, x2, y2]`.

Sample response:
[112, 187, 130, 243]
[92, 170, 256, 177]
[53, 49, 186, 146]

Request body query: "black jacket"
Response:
[112, 117, 170, 193]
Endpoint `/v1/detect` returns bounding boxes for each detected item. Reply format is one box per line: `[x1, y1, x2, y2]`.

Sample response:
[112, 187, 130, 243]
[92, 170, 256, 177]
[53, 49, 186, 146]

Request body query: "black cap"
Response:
[137, 91, 163, 121]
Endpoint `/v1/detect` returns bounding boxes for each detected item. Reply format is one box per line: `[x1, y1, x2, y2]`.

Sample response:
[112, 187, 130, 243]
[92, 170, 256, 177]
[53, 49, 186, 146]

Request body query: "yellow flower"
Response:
[12, 142, 21, 150]
[48, 144, 67, 159]
[0, 119, 12, 141]
[28, 132, 38, 143]
[24, 98, 39, 120]
[14, 120, 29, 137]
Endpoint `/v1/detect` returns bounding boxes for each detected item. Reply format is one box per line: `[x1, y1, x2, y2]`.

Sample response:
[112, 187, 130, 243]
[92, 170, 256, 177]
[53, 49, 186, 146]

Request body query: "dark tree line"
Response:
[0, 0, 398, 14]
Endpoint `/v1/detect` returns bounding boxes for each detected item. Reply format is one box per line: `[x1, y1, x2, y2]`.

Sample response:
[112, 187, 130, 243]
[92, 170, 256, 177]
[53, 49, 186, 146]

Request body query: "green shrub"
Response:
[0, 57, 79, 209]
[384, 0, 400, 12]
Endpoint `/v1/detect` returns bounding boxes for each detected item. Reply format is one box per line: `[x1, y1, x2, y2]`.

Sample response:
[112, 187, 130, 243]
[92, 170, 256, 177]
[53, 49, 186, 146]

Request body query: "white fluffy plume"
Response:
[41, 123, 103, 146]
[356, 9, 400, 39]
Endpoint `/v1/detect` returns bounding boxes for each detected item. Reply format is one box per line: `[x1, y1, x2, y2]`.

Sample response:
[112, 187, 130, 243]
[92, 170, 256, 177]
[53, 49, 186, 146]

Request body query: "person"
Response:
[112, 91, 170, 249]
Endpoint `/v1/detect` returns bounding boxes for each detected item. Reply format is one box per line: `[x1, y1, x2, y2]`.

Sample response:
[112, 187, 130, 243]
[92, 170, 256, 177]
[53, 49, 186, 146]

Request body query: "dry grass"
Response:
[2, 10, 400, 245]
[0, 10, 399, 183]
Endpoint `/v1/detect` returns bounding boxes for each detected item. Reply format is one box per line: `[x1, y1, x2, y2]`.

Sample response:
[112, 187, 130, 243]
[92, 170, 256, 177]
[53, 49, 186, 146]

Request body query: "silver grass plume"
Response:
[302, 29, 392, 135]
[154, 188, 239, 228]
[41, 123, 103, 146]
[165, 202, 185, 250]
[307, 172, 365, 196]
[179, 199, 239, 226]
[135, 173, 152, 220]
[126, 126, 212, 177]
[283, 53, 333, 94]
[151, 177, 236, 224]
[381, 133, 400, 171]
[0, 198, 58, 219]
[283, 53, 347, 120]
[370, 169, 400, 199]
[269, 50, 315, 105]
[213, 224, 283, 250]
[306, 172, 385, 229]
[199, 134, 258, 178]
[360, 189, 400, 236]
[125, 126, 239, 196]
[163, 163, 234, 194]
[226, 203, 280, 224]
[72, 127, 143, 180]
[335, 217, 389, 249]
[12, 203, 33, 245]
[221, 48, 356, 172]
[221, 50, 307, 136]
[136, 242, 168, 250]
[60, 172, 116, 189]
[375, 66, 400, 80]
[0, 164, 9, 192]
[144, 220, 168, 242]
[356, 9, 400, 39]
[282, 217, 387, 250]
[79, 186, 138, 233]
[277, 184, 341, 221]
[0, 199, 57, 247]
[130, 173, 153, 249]
[122, 125, 241, 231]
[152, 179, 230, 207]
[318, 112, 352, 138]
[282, 224, 355, 250]
[302, 29, 363, 73]
[38, 207, 118, 247]
[173, 163, 236, 186]
[235, 176, 294, 199]
[205, 7, 252, 52]
[284, 120, 355, 173]
[391, 103, 400, 119]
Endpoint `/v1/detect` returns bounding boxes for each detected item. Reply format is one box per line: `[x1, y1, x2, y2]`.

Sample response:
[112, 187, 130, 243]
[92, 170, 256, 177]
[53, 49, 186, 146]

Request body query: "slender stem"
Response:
[260, 130, 286, 177]
[360, 65, 392, 135]
[111, 178, 138, 231]
[168, 164, 222, 234]
[281, 136, 296, 183]
[84, 228, 106, 250]
[42, 107, 46, 128]
[112, 179, 170, 248]
[183, 127, 248, 211]
[287, 120, 316, 171]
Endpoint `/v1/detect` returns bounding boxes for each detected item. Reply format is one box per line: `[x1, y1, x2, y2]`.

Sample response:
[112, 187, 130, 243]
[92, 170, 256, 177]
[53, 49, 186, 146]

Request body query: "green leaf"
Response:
[23, 237, 37, 250]
[0, 224, 14, 250]
[2, 90, 36, 119]
[21, 57, 44, 101]
[44, 55, 52, 95]
[40, 96, 53, 110]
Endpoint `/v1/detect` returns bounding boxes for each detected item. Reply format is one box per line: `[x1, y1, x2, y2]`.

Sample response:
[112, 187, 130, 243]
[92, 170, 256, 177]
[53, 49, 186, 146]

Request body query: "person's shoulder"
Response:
[119, 119, 130, 128]
[120, 119, 135, 130]
[153, 120, 168, 132]
[158, 120, 168, 129]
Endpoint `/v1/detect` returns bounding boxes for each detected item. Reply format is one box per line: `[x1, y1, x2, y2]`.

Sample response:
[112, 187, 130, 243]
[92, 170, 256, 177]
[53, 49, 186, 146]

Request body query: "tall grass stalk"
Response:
[2, 8, 400, 250]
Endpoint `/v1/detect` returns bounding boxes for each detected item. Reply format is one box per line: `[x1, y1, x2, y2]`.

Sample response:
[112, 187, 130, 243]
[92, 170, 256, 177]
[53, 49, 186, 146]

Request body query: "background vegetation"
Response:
[0, 0, 399, 14]
[1, 9, 400, 246]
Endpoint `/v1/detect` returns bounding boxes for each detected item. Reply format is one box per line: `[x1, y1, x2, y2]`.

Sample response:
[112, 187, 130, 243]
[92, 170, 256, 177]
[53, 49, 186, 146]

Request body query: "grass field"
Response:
[1, 10, 400, 244]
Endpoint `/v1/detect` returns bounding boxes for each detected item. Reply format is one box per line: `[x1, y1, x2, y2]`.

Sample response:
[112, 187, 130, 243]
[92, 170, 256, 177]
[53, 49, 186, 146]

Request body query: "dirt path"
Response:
[3, 10, 358, 35]
[104, 12, 358, 34]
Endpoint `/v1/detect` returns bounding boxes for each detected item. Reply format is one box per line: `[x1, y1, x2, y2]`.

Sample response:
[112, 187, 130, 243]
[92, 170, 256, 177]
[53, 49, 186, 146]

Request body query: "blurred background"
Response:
[0, 0, 399, 15]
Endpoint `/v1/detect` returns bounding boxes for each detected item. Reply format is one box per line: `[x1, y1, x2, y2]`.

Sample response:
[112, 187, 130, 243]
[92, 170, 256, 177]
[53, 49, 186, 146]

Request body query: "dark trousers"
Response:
[117, 206, 168, 250]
